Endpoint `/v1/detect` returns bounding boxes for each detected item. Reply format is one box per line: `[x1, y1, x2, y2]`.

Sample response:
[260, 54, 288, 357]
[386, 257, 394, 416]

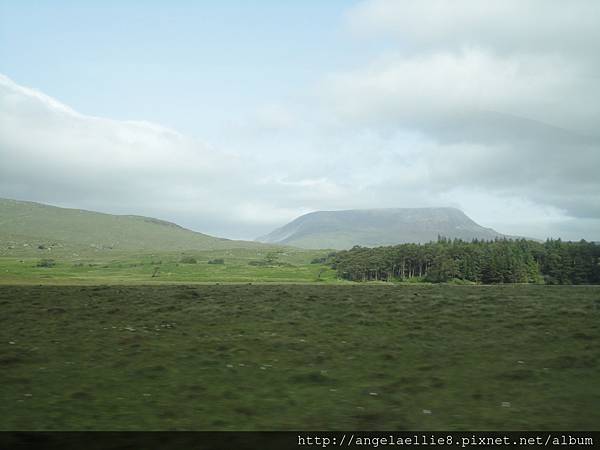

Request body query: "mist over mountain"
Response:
[257, 207, 506, 249]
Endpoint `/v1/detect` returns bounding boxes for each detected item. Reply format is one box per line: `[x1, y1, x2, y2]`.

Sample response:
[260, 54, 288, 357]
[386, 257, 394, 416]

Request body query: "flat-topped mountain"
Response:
[256, 207, 506, 249]
[0, 197, 267, 253]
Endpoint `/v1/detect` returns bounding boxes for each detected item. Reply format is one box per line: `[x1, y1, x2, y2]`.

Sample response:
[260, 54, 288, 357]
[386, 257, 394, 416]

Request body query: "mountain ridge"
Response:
[257, 207, 507, 250]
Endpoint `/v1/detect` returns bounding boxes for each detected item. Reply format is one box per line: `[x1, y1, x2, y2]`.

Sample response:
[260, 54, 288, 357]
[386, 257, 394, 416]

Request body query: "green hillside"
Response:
[0, 198, 268, 255]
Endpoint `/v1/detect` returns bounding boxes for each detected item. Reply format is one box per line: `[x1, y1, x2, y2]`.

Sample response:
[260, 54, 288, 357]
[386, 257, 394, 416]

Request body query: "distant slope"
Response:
[0, 198, 268, 253]
[256, 207, 506, 249]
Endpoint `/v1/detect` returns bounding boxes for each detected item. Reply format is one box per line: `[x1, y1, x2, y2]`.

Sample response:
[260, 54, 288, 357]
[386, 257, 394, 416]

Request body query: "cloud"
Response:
[0, 74, 268, 237]
[340, 1, 600, 137]
[0, 74, 353, 239]
[0, 74, 225, 196]
[327, 49, 598, 134]
[346, 0, 600, 58]
[322, 0, 600, 224]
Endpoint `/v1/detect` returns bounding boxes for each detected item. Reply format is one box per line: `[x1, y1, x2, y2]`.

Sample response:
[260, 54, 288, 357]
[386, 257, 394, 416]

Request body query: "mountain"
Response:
[0, 197, 268, 253]
[256, 207, 506, 249]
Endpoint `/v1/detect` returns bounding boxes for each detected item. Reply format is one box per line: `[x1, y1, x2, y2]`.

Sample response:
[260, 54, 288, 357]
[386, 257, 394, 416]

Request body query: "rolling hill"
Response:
[256, 207, 506, 249]
[0, 197, 268, 254]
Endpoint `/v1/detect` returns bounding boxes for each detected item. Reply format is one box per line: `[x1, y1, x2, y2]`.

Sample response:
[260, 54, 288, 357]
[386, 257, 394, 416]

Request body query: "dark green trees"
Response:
[332, 238, 599, 284]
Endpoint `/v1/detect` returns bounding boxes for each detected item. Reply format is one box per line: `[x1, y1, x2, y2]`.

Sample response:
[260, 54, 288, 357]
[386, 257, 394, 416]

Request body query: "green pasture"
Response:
[0, 248, 338, 284]
[1, 284, 599, 430]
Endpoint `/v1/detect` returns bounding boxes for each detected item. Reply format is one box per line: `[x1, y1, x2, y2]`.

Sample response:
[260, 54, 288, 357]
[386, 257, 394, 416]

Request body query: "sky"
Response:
[1, 0, 599, 241]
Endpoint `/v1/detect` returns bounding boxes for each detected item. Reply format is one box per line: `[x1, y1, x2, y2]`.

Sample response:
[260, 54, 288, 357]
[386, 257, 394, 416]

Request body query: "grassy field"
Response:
[0, 248, 338, 284]
[1, 284, 599, 430]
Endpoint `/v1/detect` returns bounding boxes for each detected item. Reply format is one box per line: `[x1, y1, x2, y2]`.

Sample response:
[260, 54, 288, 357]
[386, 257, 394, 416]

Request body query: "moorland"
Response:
[2, 284, 599, 430]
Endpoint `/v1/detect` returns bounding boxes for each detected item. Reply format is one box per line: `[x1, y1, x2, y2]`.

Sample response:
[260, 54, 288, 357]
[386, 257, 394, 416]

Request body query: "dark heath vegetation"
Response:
[1, 284, 599, 430]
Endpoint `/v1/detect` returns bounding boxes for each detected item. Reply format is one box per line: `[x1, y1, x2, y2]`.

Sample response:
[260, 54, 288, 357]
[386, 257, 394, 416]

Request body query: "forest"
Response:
[331, 238, 600, 284]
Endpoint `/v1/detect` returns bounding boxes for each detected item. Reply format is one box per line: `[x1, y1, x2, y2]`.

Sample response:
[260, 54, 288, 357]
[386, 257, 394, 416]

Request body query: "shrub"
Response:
[248, 260, 269, 266]
[179, 256, 197, 264]
[208, 258, 225, 265]
[37, 259, 56, 268]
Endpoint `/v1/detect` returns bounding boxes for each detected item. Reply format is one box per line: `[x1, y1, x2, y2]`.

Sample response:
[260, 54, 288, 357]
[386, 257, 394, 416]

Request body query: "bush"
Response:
[179, 256, 197, 264]
[208, 258, 225, 265]
[248, 260, 269, 267]
[37, 259, 56, 268]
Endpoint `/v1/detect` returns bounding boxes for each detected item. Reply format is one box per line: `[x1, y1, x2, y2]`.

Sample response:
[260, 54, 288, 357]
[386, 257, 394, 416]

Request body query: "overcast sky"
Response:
[1, 0, 599, 241]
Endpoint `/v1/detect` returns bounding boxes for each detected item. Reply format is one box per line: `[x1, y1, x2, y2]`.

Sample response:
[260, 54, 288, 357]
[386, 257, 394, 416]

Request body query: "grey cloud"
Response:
[0, 74, 290, 238]
[325, 2, 600, 224]
[0, 74, 363, 239]
[347, 0, 600, 58]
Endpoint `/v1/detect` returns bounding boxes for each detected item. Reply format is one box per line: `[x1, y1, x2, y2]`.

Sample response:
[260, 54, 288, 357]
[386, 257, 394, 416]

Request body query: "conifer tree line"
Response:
[330, 238, 600, 284]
